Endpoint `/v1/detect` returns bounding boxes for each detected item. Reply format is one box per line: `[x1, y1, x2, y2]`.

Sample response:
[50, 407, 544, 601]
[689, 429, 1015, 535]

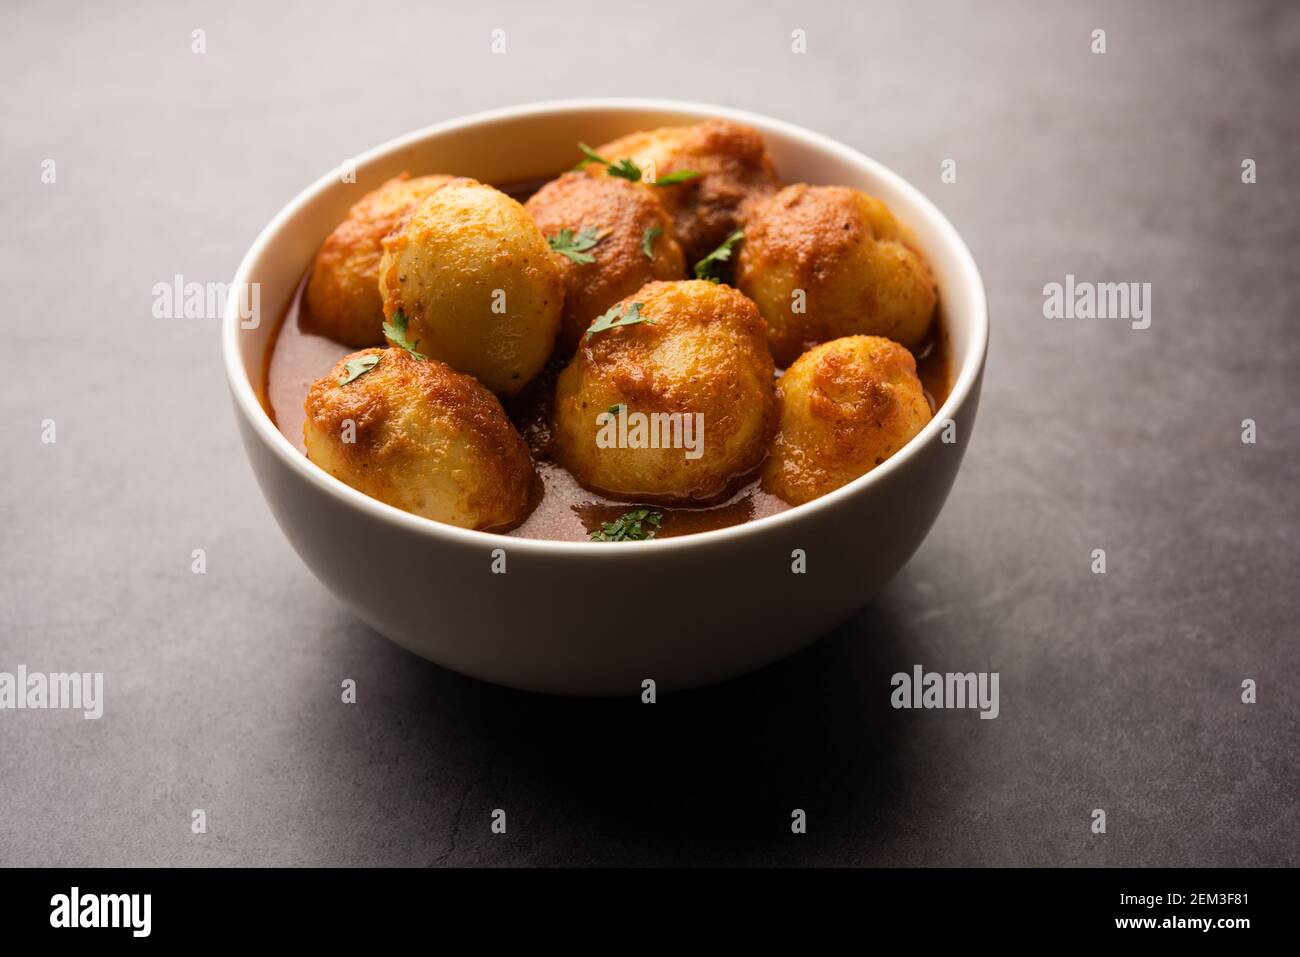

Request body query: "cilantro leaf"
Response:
[641, 226, 661, 261]
[575, 142, 609, 168]
[606, 157, 643, 182]
[337, 353, 381, 386]
[573, 141, 657, 183]
[586, 301, 652, 339]
[547, 226, 602, 264]
[382, 309, 425, 360]
[653, 169, 700, 186]
[693, 229, 744, 282]
[590, 508, 663, 542]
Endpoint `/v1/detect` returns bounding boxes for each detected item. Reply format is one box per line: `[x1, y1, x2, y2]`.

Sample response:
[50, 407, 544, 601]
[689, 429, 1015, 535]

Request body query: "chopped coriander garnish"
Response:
[586, 301, 651, 338]
[574, 141, 691, 186]
[641, 226, 661, 260]
[653, 169, 699, 186]
[693, 229, 744, 282]
[606, 157, 642, 182]
[607, 403, 625, 415]
[590, 508, 662, 542]
[547, 226, 602, 264]
[382, 309, 425, 360]
[576, 142, 609, 168]
[337, 353, 381, 386]
[574, 143, 641, 180]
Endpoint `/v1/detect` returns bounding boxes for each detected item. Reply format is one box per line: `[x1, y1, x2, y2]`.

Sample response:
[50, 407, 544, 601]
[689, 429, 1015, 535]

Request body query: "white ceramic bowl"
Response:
[223, 99, 988, 695]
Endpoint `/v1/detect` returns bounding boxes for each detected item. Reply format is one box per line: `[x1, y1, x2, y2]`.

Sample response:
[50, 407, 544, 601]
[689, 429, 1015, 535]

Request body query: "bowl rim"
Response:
[223, 97, 989, 556]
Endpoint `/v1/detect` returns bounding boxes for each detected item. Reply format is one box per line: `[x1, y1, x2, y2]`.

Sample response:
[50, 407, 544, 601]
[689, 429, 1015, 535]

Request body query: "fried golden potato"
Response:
[303, 173, 455, 347]
[588, 119, 779, 263]
[736, 184, 937, 366]
[378, 179, 563, 395]
[525, 172, 686, 354]
[553, 280, 776, 504]
[762, 336, 931, 505]
[303, 347, 538, 531]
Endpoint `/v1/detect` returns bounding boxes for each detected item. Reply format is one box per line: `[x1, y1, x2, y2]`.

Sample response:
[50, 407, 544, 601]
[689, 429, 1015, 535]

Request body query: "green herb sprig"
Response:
[548, 226, 602, 264]
[576, 142, 608, 168]
[590, 509, 663, 542]
[382, 309, 425, 360]
[607, 158, 642, 182]
[586, 301, 651, 339]
[641, 226, 661, 261]
[574, 142, 697, 187]
[337, 353, 381, 385]
[693, 230, 744, 282]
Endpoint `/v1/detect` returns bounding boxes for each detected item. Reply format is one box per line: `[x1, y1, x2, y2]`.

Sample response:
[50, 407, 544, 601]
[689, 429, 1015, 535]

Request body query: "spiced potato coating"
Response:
[303, 347, 538, 531]
[303, 173, 456, 347]
[378, 178, 563, 396]
[737, 184, 937, 366]
[588, 119, 780, 263]
[525, 172, 686, 354]
[762, 336, 931, 506]
[553, 280, 776, 504]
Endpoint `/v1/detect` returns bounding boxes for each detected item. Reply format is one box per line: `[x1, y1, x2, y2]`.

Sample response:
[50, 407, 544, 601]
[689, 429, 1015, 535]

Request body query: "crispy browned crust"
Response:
[303, 347, 538, 530]
[737, 183, 937, 365]
[553, 280, 777, 504]
[302, 174, 456, 347]
[762, 336, 931, 505]
[590, 119, 780, 263]
[525, 172, 686, 354]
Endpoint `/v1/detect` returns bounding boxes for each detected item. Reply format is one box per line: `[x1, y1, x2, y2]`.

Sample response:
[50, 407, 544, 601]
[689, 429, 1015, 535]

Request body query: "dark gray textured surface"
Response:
[1, 0, 1296, 867]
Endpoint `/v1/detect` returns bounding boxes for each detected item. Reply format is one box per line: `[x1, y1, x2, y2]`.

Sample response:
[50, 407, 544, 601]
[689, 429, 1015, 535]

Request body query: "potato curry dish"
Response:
[262, 119, 949, 542]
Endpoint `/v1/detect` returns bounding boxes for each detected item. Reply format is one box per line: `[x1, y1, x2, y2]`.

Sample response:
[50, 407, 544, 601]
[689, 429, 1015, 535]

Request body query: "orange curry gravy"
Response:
[259, 181, 952, 542]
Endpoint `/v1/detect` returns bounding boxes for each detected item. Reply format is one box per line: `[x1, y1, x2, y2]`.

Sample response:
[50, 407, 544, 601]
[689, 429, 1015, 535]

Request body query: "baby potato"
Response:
[525, 172, 686, 354]
[762, 336, 931, 506]
[378, 179, 563, 395]
[737, 184, 937, 367]
[553, 280, 776, 504]
[303, 347, 538, 531]
[303, 173, 455, 347]
[588, 119, 779, 263]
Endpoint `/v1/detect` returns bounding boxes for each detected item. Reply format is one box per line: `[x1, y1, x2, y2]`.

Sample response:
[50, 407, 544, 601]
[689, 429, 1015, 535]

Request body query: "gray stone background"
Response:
[1, 0, 1296, 866]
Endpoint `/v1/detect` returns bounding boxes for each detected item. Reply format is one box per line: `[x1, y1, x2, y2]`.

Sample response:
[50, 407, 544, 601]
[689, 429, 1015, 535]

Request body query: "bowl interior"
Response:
[227, 100, 985, 541]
